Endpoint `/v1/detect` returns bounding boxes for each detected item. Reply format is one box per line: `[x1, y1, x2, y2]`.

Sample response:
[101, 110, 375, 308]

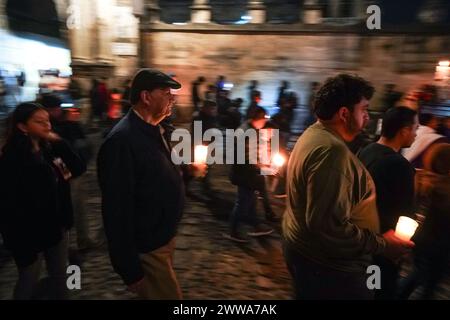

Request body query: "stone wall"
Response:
[142, 25, 449, 110]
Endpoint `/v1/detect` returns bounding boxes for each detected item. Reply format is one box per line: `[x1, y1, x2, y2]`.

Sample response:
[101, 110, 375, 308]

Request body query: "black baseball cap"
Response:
[130, 68, 181, 104]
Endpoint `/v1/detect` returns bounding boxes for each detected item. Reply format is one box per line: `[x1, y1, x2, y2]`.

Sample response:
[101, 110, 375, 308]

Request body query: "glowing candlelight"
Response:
[194, 145, 208, 164]
[395, 216, 419, 242]
[272, 153, 286, 168]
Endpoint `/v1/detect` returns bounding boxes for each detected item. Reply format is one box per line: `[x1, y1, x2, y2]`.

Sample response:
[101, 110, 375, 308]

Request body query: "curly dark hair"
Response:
[313, 74, 375, 120]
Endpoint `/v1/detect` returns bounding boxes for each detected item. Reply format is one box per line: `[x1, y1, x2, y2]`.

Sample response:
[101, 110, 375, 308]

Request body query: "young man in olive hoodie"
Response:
[283, 74, 414, 300]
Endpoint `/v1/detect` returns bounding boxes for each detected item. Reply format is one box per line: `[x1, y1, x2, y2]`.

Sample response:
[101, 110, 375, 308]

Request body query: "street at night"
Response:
[0, 0, 450, 306]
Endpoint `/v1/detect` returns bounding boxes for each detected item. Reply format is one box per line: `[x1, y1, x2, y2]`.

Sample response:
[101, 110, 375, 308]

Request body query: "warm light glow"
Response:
[194, 145, 208, 164]
[438, 60, 450, 67]
[395, 216, 419, 241]
[272, 153, 286, 167]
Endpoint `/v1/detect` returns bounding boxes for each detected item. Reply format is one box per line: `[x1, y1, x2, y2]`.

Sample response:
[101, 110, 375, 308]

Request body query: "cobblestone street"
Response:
[0, 128, 449, 300]
[0, 129, 293, 300]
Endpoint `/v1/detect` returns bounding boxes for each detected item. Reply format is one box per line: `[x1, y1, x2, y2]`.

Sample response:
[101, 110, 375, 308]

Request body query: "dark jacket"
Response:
[97, 110, 185, 285]
[359, 143, 416, 233]
[413, 170, 450, 257]
[0, 138, 86, 256]
[191, 80, 202, 107]
[229, 121, 264, 189]
[52, 119, 92, 164]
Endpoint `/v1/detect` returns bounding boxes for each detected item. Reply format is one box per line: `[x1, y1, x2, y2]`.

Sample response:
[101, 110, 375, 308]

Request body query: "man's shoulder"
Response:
[104, 117, 134, 141]
[100, 119, 135, 152]
[302, 127, 349, 157]
[359, 142, 384, 160]
[360, 142, 381, 154]
[293, 134, 349, 173]
[373, 149, 412, 174]
[386, 152, 413, 170]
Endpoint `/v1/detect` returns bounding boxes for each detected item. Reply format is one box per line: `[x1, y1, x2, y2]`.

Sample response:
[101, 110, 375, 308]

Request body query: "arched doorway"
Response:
[6, 0, 61, 38]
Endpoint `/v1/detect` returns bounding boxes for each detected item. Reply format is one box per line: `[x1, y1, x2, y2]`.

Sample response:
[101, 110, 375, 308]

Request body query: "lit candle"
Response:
[395, 216, 419, 242]
[272, 153, 286, 168]
[194, 145, 208, 164]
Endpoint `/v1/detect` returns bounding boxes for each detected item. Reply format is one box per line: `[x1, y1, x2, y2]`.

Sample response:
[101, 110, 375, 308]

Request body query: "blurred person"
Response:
[256, 121, 279, 222]
[17, 71, 26, 87]
[217, 89, 234, 128]
[97, 69, 206, 300]
[276, 80, 290, 107]
[68, 76, 83, 101]
[443, 117, 450, 139]
[122, 78, 132, 115]
[381, 84, 403, 112]
[283, 74, 415, 300]
[40, 94, 97, 252]
[215, 75, 226, 93]
[397, 143, 450, 300]
[359, 107, 419, 300]
[16, 71, 26, 102]
[269, 94, 297, 199]
[191, 76, 206, 112]
[89, 79, 109, 125]
[416, 84, 439, 108]
[245, 90, 262, 120]
[89, 79, 99, 124]
[0, 74, 6, 113]
[228, 98, 243, 129]
[187, 99, 218, 197]
[305, 81, 320, 129]
[0, 103, 86, 299]
[227, 106, 274, 243]
[402, 113, 448, 168]
[272, 92, 297, 136]
[204, 84, 217, 102]
[217, 89, 232, 116]
[247, 80, 259, 104]
[108, 89, 123, 121]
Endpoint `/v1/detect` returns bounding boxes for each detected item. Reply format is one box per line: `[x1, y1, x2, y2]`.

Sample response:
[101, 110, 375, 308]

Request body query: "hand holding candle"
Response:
[382, 229, 415, 263]
[192, 145, 208, 178]
[194, 145, 208, 164]
[395, 216, 419, 241]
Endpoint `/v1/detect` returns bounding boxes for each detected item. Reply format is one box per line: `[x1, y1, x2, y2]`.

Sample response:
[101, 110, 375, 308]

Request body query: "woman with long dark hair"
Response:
[0, 102, 86, 299]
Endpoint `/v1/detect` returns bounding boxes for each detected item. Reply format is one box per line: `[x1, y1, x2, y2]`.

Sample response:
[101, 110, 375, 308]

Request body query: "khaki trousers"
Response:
[137, 237, 182, 300]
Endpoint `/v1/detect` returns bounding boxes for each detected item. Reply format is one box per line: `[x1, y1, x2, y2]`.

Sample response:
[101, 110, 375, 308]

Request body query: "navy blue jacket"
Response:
[97, 111, 185, 285]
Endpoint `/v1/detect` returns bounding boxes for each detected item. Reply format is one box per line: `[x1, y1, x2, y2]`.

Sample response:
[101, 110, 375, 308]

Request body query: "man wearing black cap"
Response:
[97, 69, 204, 299]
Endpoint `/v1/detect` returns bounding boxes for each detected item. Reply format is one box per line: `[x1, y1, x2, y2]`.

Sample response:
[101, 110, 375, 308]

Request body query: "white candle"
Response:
[194, 145, 208, 164]
[395, 216, 419, 241]
[272, 153, 286, 167]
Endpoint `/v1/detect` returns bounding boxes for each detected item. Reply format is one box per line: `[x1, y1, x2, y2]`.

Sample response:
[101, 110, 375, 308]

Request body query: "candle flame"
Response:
[194, 145, 208, 164]
[273, 153, 286, 167]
